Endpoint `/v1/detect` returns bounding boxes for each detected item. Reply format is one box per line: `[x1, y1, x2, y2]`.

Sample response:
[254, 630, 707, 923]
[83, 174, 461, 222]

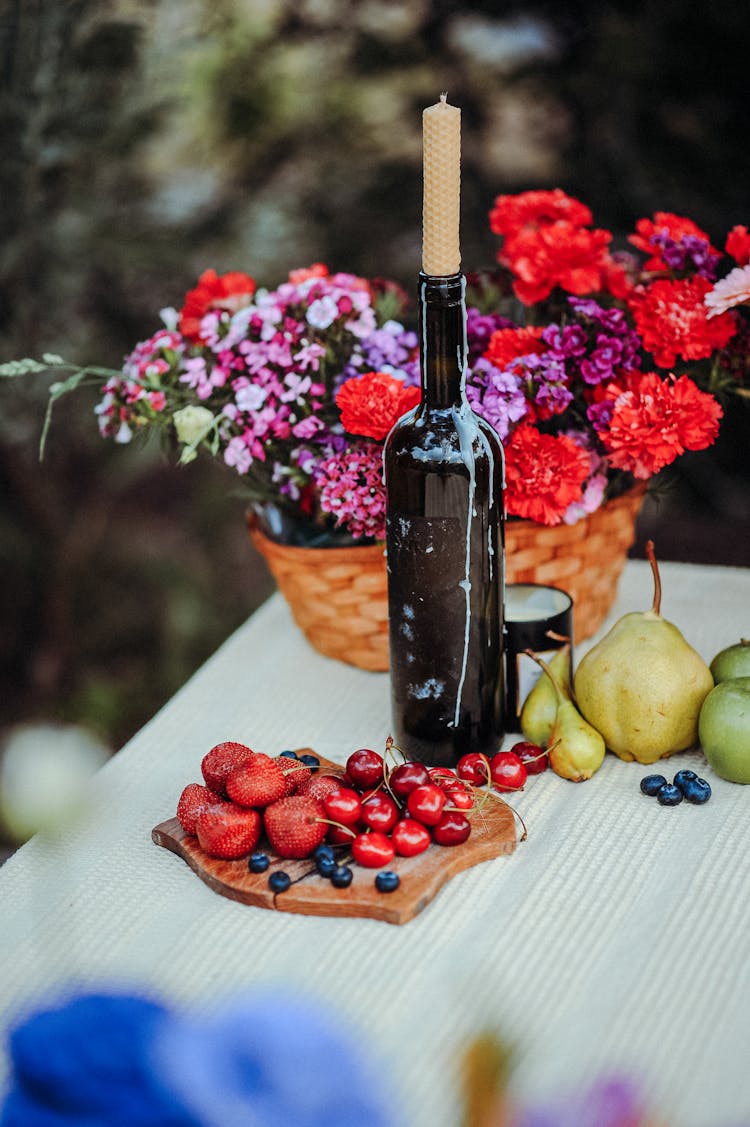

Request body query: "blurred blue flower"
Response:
[153, 987, 392, 1127]
[0, 989, 392, 1127]
[0, 992, 196, 1127]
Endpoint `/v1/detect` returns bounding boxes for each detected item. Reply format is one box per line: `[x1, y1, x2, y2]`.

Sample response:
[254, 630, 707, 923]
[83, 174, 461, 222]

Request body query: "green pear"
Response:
[710, 639, 750, 684]
[528, 651, 606, 782]
[520, 644, 572, 747]
[699, 677, 750, 783]
[574, 541, 714, 764]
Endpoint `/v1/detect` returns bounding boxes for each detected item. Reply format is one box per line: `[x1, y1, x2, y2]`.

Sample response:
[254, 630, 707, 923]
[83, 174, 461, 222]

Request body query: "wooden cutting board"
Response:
[152, 752, 518, 925]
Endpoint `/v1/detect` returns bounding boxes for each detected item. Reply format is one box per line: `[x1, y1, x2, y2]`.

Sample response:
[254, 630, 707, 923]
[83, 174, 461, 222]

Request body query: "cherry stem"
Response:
[497, 797, 528, 842]
[315, 817, 356, 839]
[645, 538, 662, 616]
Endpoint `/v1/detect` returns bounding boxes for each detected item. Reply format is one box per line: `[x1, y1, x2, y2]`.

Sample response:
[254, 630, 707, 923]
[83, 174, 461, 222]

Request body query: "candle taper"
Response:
[422, 93, 461, 276]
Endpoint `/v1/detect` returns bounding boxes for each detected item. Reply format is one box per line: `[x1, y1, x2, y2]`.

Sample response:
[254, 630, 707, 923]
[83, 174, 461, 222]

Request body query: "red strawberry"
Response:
[274, 757, 312, 796]
[226, 753, 286, 808]
[201, 741, 255, 794]
[296, 773, 344, 803]
[176, 783, 223, 835]
[196, 803, 262, 859]
[264, 795, 327, 859]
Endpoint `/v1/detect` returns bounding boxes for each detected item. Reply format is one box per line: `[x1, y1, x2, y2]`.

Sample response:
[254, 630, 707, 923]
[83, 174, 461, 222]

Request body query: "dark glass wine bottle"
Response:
[383, 272, 505, 766]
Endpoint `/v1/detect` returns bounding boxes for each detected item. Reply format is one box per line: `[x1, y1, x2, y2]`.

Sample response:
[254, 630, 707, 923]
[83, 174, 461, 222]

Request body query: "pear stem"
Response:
[524, 649, 564, 706]
[645, 539, 662, 616]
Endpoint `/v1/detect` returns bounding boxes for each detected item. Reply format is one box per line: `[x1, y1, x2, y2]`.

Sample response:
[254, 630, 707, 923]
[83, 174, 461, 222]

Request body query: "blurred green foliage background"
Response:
[1, 0, 749, 764]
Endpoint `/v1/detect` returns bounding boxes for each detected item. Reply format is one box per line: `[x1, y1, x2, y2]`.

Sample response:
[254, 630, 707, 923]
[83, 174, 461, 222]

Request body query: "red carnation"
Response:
[504, 222, 613, 306]
[288, 263, 329, 284]
[336, 371, 420, 441]
[504, 423, 591, 526]
[628, 277, 736, 369]
[489, 189, 593, 246]
[484, 326, 547, 369]
[599, 372, 722, 479]
[179, 269, 257, 342]
[726, 225, 750, 266]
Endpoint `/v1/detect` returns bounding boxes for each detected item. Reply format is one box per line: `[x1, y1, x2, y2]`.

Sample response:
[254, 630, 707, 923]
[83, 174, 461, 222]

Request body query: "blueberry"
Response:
[279, 750, 298, 759]
[683, 777, 712, 804]
[375, 870, 400, 893]
[313, 844, 335, 862]
[640, 774, 668, 796]
[248, 852, 269, 873]
[268, 871, 291, 892]
[673, 769, 698, 793]
[331, 865, 353, 888]
[300, 753, 320, 771]
[657, 783, 683, 806]
[316, 855, 336, 877]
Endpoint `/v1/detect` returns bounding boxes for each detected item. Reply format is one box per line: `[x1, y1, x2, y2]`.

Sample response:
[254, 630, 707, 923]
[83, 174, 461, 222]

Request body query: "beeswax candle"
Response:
[422, 93, 461, 276]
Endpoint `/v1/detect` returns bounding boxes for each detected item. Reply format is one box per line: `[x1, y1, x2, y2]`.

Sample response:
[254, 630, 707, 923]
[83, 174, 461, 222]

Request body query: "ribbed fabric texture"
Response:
[1, 561, 749, 1127]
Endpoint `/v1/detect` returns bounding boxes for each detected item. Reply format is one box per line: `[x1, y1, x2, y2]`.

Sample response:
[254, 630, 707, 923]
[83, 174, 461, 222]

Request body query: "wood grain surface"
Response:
[152, 753, 518, 925]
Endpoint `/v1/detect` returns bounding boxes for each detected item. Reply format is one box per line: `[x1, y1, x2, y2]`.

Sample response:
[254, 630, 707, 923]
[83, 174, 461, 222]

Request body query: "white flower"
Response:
[306, 296, 339, 329]
[173, 405, 215, 445]
[705, 263, 750, 318]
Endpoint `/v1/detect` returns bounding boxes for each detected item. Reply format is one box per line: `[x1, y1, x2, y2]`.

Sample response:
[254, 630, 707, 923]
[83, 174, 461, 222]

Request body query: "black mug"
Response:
[504, 583, 574, 732]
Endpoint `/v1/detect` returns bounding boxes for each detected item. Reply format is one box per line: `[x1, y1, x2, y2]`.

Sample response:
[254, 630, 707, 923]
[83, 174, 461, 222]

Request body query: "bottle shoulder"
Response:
[385, 404, 504, 466]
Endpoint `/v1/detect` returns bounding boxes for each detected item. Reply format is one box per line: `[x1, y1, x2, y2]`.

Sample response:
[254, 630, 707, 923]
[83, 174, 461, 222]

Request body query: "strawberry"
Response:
[176, 783, 223, 835]
[226, 754, 286, 808]
[196, 803, 262, 860]
[275, 757, 312, 796]
[201, 741, 255, 794]
[264, 795, 327, 859]
[297, 773, 345, 803]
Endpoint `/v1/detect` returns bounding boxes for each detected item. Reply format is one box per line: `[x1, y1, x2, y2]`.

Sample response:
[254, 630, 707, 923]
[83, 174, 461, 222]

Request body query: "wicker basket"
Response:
[247, 484, 645, 671]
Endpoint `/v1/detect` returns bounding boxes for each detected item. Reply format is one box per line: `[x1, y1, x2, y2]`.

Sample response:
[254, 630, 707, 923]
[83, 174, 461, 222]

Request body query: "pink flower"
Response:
[314, 443, 386, 540]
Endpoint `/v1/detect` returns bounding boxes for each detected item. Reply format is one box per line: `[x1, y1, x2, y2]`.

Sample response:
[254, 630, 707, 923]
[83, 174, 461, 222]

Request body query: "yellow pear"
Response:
[574, 540, 714, 764]
[528, 651, 606, 782]
[520, 644, 572, 747]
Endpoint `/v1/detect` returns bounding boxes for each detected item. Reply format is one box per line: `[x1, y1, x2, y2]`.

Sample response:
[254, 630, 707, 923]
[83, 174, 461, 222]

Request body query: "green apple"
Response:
[710, 639, 750, 683]
[698, 677, 750, 784]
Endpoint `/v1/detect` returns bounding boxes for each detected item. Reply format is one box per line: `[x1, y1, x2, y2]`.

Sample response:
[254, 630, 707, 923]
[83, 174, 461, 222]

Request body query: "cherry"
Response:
[444, 786, 474, 811]
[345, 748, 384, 790]
[391, 817, 431, 857]
[352, 831, 395, 868]
[456, 753, 490, 787]
[489, 751, 527, 792]
[510, 740, 548, 776]
[407, 783, 447, 826]
[428, 767, 457, 788]
[389, 761, 431, 798]
[432, 809, 471, 846]
[360, 792, 399, 833]
[323, 787, 362, 826]
[327, 824, 355, 845]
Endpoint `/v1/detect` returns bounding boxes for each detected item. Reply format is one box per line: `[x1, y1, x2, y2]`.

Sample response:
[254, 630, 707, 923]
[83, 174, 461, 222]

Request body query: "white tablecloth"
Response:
[2, 560, 750, 1126]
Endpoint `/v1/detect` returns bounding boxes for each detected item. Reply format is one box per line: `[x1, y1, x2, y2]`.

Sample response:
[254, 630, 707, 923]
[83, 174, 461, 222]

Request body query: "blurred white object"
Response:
[0, 724, 110, 843]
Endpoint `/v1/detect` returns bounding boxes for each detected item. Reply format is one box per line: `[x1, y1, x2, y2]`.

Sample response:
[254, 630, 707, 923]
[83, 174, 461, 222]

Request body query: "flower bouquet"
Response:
[6, 191, 748, 664]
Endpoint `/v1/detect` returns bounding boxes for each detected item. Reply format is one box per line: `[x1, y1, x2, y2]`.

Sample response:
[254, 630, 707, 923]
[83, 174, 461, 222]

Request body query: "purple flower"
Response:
[466, 307, 516, 364]
[511, 1074, 648, 1127]
[466, 358, 528, 440]
[649, 231, 720, 280]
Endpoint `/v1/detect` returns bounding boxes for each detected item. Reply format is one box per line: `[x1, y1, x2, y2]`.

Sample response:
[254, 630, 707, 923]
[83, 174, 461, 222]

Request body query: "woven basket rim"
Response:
[247, 514, 386, 564]
[248, 483, 646, 561]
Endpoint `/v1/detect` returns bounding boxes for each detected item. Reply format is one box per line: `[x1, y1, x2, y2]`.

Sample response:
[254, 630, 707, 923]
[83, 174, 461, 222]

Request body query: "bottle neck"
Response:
[418, 271, 467, 409]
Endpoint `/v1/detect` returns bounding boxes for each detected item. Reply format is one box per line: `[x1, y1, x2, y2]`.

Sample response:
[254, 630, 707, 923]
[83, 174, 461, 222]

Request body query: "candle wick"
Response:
[440, 91, 448, 103]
